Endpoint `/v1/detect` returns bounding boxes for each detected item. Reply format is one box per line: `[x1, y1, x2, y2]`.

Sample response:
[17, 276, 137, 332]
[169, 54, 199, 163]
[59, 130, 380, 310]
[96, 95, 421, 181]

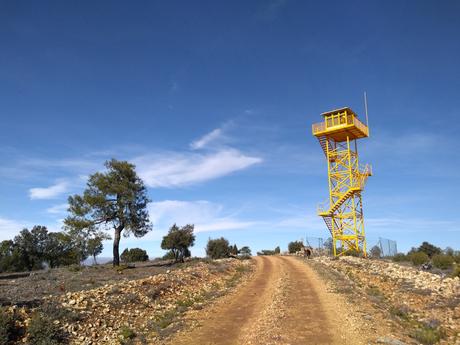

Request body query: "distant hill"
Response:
[83, 257, 112, 266]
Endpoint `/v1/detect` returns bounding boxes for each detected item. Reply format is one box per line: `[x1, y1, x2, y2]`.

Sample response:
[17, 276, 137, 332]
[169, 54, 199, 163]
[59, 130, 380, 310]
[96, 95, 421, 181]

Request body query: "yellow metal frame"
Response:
[312, 107, 371, 257]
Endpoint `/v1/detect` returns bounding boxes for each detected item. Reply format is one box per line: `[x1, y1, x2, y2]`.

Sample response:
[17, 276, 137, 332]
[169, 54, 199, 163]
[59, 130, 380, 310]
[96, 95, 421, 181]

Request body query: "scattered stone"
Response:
[376, 336, 407, 345]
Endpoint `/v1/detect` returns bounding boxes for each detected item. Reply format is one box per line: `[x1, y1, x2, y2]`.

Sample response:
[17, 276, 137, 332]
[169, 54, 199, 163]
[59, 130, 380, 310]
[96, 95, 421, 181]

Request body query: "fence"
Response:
[305, 236, 324, 249]
[378, 237, 398, 257]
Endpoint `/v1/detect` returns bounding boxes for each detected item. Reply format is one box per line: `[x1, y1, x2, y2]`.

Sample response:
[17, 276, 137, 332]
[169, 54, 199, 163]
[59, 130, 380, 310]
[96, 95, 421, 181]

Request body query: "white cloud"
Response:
[148, 200, 257, 234]
[190, 128, 223, 150]
[366, 217, 456, 231]
[29, 181, 69, 200]
[135, 149, 262, 188]
[46, 203, 69, 214]
[0, 217, 27, 241]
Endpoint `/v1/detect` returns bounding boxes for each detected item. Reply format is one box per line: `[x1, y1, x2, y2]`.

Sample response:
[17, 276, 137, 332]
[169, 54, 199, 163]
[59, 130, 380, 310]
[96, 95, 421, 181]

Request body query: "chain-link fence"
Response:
[378, 237, 398, 257]
[305, 236, 324, 249]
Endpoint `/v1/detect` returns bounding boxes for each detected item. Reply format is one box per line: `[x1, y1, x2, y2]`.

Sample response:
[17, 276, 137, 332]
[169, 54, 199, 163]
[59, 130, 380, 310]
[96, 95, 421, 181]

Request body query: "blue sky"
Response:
[1, 0, 459, 257]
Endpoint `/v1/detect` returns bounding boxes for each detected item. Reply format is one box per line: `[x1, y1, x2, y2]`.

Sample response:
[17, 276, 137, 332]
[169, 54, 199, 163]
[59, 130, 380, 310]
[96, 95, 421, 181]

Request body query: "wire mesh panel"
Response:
[305, 237, 324, 249]
[378, 237, 398, 257]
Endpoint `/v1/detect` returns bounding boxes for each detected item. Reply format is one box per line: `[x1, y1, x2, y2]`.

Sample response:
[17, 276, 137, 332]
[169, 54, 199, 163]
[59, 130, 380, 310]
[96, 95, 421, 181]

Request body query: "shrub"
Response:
[288, 241, 303, 253]
[39, 302, 82, 323]
[453, 253, 460, 264]
[274, 246, 280, 254]
[451, 265, 460, 278]
[0, 308, 19, 344]
[119, 325, 135, 340]
[392, 253, 409, 262]
[28, 312, 64, 345]
[120, 248, 148, 263]
[432, 254, 454, 270]
[412, 325, 444, 345]
[238, 246, 251, 258]
[206, 237, 230, 259]
[416, 242, 442, 258]
[345, 248, 361, 257]
[67, 264, 82, 272]
[369, 245, 381, 258]
[410, 252, 429, 266]
[257, 250, 276, 256]
[229, 244, 239, 256]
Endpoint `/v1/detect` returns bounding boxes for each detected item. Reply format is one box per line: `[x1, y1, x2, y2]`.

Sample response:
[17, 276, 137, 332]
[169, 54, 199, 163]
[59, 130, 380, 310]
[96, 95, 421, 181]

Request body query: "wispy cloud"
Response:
[367, 216, 457, 232]
[29, 181, 69, 200]
[0, 217, 28, 241]
[135, 148, 262, 188]
[148, 200, 257, 234]
[46, 203, 69, 214]
[190, 128, 223, 150]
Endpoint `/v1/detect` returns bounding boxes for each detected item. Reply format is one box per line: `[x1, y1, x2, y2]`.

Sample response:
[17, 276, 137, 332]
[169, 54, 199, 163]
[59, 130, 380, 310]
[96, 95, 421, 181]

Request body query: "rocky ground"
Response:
[308, 256, 460, 345]
[2, 256, 459, 345]
[1, 259, 253, 344]
[165, 256, 382, 345]
[0, 260, 175, 306]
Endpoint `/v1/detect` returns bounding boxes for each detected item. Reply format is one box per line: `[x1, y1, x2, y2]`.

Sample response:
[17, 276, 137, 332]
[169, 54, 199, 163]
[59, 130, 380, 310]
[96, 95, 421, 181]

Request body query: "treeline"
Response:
[0, 226, 108, 273]
[257, 246, 280, 256]
[0, 159, 257, 274]
[159, 223, 252, 262]
[205, 237, 251, 259]
[392, 241, 460, 271]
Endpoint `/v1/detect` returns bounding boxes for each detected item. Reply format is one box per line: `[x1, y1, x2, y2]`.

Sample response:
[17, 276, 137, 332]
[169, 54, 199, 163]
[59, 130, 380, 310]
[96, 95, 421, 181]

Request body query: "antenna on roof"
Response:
[364, 91, 370, 136]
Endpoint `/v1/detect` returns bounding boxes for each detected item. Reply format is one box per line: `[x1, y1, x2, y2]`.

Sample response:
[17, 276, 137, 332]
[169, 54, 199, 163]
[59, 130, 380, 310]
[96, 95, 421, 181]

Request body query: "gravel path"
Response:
[166, 256, 367, 345]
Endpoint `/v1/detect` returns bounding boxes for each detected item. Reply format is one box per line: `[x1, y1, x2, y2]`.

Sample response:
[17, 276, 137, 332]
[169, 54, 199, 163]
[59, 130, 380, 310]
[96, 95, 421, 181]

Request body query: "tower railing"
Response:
[311, 113, 368, 136]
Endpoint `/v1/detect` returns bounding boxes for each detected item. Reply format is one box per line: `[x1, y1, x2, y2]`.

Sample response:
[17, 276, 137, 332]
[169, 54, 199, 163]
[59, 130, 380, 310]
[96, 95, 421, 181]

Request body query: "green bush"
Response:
[451, 265, 460, 278]
[453, 253, 460, 264]
[392, 253, 409, 262]
[120, 248, 149, 263]
[38, 302, 82, 323]
[288, 241, 303, 254]
[0, 308, 19, 344]
[412, 325, 444, 345]
[369, 245, 381, 258]
[238, 246, 251, 258]
[27, 312, 64, 345]
[416, 242, 442, 258]
[257, 250, 276, 256]
[432, 254, 454, 269]
[344, 248, 361, 257]
[410, 252, 429, 266]
[119, 325, 135, 340]
[206, 237, 230, 259]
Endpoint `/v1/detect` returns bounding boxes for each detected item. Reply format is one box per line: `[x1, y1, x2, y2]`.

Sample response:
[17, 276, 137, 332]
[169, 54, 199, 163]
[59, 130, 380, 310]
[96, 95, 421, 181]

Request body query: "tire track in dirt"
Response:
[165, 256, 365, 345]
[277, 256, 333, 344]
[166, 256, 276, 345]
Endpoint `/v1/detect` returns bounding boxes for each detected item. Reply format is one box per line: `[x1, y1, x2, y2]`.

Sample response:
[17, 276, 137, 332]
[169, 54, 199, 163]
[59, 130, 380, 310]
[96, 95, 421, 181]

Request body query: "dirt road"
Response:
[166, 256, 366, 345]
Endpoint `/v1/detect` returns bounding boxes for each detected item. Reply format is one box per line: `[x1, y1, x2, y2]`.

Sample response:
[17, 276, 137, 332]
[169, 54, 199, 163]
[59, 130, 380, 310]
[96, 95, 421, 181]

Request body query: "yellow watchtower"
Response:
[312, 107, 371, 256]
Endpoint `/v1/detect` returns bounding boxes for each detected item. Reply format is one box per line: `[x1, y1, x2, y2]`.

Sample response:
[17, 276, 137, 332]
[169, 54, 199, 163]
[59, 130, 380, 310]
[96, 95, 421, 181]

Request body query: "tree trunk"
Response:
[113, 227, 123, 266]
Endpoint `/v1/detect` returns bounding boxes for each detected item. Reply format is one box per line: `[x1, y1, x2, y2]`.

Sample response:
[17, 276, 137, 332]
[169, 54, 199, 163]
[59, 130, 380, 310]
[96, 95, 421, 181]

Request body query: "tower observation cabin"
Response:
[312, 107, 372, 257]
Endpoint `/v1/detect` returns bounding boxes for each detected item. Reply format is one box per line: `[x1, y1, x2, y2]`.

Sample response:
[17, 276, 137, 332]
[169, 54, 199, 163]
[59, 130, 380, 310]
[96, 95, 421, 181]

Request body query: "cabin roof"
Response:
[321, 107, 356, 118]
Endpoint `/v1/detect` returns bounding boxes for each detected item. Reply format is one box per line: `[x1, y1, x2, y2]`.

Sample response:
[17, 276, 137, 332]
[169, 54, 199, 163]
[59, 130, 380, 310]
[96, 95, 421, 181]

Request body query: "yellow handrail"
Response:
[317, 163, 371, 214]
